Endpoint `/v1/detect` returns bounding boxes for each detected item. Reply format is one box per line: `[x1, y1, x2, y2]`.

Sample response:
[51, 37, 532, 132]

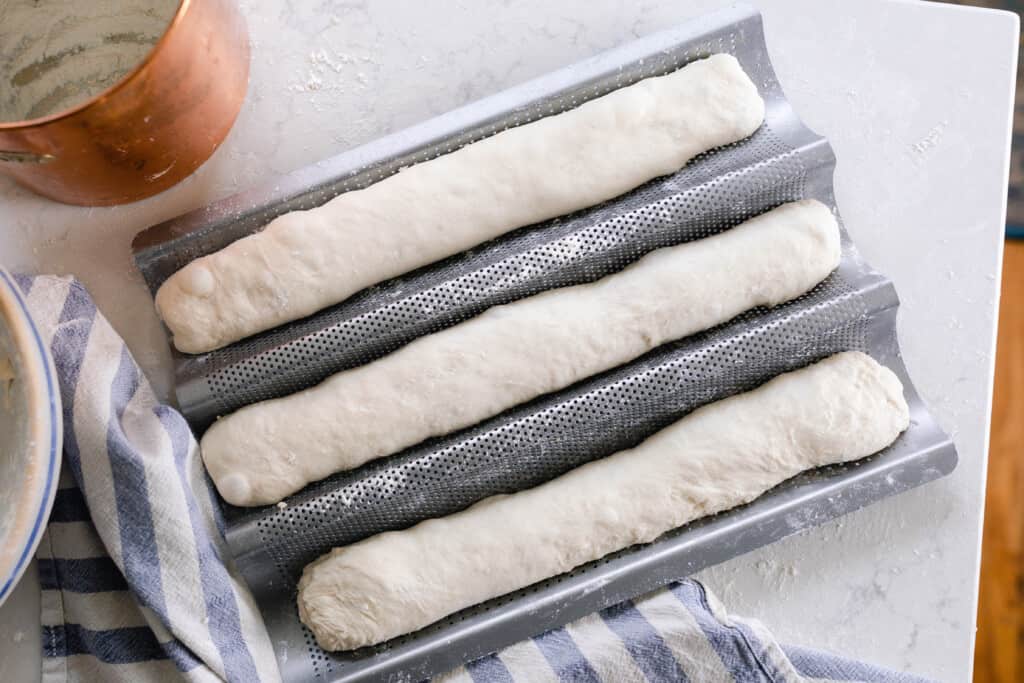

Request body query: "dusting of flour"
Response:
[0, 0, 179, 122]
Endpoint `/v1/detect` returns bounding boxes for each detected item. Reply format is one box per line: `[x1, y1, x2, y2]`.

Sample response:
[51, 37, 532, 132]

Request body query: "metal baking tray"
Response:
[132, 4, 957, 682]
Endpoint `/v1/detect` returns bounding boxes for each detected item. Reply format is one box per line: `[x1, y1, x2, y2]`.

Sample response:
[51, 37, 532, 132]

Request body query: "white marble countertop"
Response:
[0, 0, 1017, 680]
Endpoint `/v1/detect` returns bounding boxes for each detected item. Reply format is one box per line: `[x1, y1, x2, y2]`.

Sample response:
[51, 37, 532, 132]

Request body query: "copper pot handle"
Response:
[0, 150, 54, 164]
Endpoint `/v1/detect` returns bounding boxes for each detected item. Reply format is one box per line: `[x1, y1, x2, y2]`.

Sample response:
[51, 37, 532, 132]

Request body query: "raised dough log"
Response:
[202, 199, 841, 506]
[155, 54, 765, 353]
[297, 351, 910, 650]
[204, 200, 840, 505]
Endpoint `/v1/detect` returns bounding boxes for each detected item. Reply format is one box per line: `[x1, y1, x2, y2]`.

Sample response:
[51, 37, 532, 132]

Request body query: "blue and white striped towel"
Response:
[436, 582, 933, 683]
[23, 275, 279, 683]
[22, 274, 932, 683]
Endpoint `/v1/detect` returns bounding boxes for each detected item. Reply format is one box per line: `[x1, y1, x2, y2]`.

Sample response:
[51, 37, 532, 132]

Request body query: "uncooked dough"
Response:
[155, 54, 765, 353]
[202, 199, 841, 506]
[297, 351, 910, 651]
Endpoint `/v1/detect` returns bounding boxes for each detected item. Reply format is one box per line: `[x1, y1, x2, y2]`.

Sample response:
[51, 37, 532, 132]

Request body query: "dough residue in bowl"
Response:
[0, 343, 25, 554]
[0, 355, 14, 410]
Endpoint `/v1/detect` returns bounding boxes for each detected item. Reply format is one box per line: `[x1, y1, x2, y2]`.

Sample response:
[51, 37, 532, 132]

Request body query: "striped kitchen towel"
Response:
[435, 581, 934, 683]
[21, 275, 280, 683]
[22, 274, 932, 683]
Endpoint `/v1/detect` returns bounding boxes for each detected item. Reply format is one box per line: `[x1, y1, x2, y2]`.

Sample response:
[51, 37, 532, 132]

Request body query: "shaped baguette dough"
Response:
[155, 54, 765, 353]
[298, 351, 910, 650]
[202, 200, 840, 506]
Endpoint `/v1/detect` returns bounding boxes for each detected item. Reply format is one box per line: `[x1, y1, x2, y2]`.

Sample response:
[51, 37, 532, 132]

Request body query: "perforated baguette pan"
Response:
[132, 4, 957, 682]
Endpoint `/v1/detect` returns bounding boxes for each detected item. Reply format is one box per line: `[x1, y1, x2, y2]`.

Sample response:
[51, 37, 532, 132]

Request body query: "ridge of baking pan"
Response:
[130, 4, 957, 682]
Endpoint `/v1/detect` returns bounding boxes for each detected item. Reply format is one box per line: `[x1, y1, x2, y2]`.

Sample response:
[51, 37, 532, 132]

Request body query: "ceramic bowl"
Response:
[0, 269, 61, 607]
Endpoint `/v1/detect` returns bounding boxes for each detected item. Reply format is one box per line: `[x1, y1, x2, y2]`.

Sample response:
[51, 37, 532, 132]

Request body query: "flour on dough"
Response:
[296, 351, 910, 651]
[155, 54, 765, 353]
[202, 199, 840, 506]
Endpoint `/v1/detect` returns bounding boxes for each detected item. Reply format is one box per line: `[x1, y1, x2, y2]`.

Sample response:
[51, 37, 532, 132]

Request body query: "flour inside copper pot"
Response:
[0, 0, 180, 122]
[0, 343, 22, 556]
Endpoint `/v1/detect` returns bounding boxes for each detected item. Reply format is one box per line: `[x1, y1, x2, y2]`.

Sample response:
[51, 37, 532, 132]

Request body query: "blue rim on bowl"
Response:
[0, 269, 62, 607]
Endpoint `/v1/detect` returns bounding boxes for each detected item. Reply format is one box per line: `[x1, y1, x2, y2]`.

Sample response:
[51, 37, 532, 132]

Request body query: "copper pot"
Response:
[0, 0, 249, 206]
